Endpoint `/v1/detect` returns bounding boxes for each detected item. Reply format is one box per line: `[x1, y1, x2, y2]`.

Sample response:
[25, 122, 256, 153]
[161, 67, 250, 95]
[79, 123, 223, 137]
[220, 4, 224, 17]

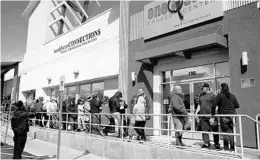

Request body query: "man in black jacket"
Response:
[11, 101, 36, 159]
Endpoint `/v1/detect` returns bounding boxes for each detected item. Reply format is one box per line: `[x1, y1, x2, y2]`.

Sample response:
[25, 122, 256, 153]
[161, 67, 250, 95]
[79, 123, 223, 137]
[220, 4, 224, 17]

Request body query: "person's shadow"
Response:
[1, 143, 55, 159]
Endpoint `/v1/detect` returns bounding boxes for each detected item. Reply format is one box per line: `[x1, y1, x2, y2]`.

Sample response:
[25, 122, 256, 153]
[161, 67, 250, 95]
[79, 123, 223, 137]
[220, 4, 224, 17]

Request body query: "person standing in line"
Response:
[66, 99, 78, 131]
[83, 95, 92, 133]
[212, 83, 240, 152]
[169, 85, 188, 146]
[133, 96, 147, 142]
[61, 100, 68, 130]
[90, 93, 104, 136]
[49, 98, 59, 129]
[128, 88, 150, 139]
[35, 99, 43, 127]
[119, 97, 128, 137]
[100, 95, 110, 136]
[109, 91, 123, 137]
[11, 101, 36, 159]
[41, 99, 49, 127]
[195, 83, 220, 149]
[77, 99, 86, 132]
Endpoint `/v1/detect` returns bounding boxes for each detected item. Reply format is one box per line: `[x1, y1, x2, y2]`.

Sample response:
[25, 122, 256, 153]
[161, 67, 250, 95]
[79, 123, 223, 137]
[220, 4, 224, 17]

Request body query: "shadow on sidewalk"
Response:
[1, 143, 54, 159]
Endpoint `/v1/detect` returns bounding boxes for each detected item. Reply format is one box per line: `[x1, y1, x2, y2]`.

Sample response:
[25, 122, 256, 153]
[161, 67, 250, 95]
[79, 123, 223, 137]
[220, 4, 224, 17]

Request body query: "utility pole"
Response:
[57, 76, 65, 159]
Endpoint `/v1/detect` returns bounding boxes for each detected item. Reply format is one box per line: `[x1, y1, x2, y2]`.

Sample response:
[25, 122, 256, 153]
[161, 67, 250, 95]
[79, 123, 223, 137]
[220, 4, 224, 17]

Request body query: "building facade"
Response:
[2, 0, 260, 149]
[127, 1, 260, 148]
[16, 1, 120, 104]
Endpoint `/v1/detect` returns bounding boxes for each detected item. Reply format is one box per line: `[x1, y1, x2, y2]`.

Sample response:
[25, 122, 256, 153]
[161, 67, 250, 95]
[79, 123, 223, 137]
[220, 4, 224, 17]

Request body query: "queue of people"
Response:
[18, 89, 151, 142]
[7, 83, 239, 153]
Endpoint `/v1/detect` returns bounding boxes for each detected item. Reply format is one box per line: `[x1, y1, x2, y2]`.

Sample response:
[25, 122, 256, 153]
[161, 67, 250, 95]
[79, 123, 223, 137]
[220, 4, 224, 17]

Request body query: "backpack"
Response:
[11, 117, 29, 134]
[108, 97, 114, 112]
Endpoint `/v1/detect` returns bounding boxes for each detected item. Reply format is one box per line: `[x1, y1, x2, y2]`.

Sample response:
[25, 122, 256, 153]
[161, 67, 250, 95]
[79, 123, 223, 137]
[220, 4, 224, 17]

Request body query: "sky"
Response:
[1, 1, 29, 61]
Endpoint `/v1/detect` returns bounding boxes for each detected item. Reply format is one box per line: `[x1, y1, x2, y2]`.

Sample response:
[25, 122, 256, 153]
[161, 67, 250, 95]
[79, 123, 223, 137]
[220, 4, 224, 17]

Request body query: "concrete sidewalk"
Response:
[1, 132, 107, 159]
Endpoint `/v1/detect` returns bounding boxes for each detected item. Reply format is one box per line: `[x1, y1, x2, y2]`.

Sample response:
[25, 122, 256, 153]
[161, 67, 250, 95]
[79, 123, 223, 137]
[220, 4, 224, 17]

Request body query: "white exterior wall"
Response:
[18, 3, 120, 102]
[25, 1, 53, 55]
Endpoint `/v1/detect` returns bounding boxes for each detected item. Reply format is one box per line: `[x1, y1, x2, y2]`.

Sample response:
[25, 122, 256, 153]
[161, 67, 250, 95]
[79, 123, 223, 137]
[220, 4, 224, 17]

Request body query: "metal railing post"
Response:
[239, 115, 244, 159]
[48, 114, 51, 129]
[256, 114, 260, 150]
[66, 113, 68, 133]
[89, 113, 92, 134]
[232, 116, 237, 155]
[167, 114, 170, 149]
[121, 114, 124, 141]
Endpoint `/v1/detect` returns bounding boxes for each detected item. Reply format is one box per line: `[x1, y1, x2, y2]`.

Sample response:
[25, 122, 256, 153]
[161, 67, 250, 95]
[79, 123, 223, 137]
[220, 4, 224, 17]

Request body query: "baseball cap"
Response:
[86, 95, 92, 102]
[200, 82, 210, 88]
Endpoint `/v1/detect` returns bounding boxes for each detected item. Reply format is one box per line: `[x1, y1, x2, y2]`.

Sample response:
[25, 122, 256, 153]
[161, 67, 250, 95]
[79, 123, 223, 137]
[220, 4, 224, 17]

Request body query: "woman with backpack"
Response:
[109, 91, 124, 137]
[212, 83, 240, 152]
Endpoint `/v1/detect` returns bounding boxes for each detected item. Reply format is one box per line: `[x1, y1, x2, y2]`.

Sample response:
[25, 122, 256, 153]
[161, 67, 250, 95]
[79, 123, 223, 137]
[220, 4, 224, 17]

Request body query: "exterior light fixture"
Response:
[131, 72, 136, 86]
[73, 70, 79, 78]
[47, 77, 52, 84]
[240, 51, 248, 74]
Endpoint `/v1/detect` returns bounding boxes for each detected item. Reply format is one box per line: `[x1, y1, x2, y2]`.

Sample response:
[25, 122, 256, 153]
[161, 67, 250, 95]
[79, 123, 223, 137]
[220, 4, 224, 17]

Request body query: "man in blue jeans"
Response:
[195, 83, 220, 149]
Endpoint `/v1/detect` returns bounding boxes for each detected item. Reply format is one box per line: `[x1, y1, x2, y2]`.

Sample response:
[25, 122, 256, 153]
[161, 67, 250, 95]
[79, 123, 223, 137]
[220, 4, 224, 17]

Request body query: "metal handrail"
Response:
[3, 111, 259, 159]
[256, 114, 260, 150]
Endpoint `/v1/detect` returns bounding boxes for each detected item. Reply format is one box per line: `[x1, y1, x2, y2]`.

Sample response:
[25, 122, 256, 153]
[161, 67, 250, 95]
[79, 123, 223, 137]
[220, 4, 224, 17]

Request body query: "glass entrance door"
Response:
[160, 62, 230, 135]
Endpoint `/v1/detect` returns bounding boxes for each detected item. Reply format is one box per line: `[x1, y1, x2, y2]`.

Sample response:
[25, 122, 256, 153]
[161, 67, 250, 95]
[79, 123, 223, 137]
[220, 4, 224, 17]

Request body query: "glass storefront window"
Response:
[215, 62, 230, 78]
[92, 82, 104, 92]
[80, 84, 91, 100]
[67, 86, 77, 100]
[80, 84, 91, 93]
[162, 70, 171, 83]
[172, 65, 214, 81]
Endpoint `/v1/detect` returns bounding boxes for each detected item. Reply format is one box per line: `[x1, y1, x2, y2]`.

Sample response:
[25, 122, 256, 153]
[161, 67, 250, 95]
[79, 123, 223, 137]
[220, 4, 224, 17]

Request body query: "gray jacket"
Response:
[169, 93, 188, 118]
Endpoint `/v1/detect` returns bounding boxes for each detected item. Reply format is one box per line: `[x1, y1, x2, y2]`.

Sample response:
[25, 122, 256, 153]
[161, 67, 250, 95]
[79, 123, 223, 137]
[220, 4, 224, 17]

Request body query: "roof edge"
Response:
[22, 0, 41, 20]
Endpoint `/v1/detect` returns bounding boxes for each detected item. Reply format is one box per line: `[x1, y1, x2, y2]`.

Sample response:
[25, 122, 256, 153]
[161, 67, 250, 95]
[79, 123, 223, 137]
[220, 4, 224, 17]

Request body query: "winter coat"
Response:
[169, 93, 188, 119]
[11, 109, 36, 135]
[133, 96, 146, 121]
[66, 104, 77, 118]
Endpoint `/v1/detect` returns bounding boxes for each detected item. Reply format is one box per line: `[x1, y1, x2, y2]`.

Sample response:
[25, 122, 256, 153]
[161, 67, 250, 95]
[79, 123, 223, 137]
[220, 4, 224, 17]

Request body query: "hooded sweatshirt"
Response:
[11, 109, 36, 135]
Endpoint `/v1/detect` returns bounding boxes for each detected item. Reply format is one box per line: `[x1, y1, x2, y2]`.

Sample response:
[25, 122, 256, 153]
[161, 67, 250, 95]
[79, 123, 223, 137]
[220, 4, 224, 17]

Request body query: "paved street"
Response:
[1, 133, 107, 159]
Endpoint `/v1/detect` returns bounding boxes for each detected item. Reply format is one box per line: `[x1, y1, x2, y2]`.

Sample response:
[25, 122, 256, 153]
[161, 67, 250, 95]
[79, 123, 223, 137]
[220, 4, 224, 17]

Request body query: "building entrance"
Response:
[160, 62, 230, 135]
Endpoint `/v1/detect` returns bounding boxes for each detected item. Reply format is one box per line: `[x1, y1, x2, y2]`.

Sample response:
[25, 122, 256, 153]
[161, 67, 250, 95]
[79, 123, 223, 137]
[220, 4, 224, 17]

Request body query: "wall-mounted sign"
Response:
[59, 76, 65, 91]
[241, 78, 255, 88]
[144, 0, 223, 40]
[54, 29, 101, 54]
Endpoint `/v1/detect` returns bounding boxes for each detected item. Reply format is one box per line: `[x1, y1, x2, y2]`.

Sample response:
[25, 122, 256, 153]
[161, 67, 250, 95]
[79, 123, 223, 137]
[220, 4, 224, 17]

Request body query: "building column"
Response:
[119, 1, 130, 102]
[1, 74, 4, 102]
[11, 64, 19, 103]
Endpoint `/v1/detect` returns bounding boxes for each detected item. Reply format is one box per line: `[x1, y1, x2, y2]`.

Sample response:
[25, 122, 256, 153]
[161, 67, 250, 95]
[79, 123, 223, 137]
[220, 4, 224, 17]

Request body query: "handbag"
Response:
[145, 110, 151, 120]
[184, 115, 191, 130]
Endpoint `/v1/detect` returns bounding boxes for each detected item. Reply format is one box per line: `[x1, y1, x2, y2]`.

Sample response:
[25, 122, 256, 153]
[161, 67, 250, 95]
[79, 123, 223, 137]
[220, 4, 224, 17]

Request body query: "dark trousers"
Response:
[220, 117, 235, 150]
[91, 114, 102, 135]
[36, 113, 42, 126]
[68, 116, 77, 131]
[62, 115, 67, 130]
[134, 121, 146, 141]
[200, 117, 219, 146]
[13, 133, 27, 159]
[42, 111, 49, 126]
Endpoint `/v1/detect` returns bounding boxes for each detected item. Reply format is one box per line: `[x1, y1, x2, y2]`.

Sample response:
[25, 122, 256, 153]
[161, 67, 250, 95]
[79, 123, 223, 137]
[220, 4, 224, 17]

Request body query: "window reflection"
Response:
[92, 82, 104, 92]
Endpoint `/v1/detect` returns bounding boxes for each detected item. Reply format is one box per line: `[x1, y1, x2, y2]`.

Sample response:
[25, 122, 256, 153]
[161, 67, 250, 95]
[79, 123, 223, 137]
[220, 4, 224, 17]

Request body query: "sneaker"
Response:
[214, 144, 221, 150]
[201, 144, 210, 148]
